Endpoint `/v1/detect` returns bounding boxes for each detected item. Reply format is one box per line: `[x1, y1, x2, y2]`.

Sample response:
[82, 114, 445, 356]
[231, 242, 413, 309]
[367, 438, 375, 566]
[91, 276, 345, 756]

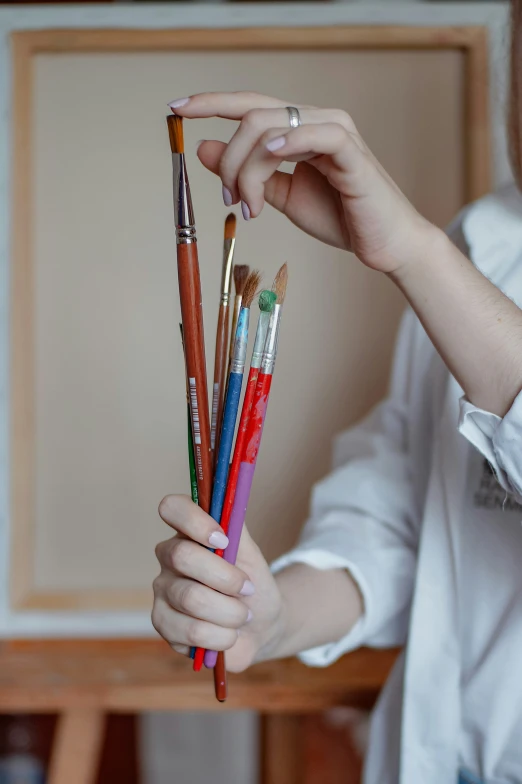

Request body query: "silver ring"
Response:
[286, 106, 302, 129]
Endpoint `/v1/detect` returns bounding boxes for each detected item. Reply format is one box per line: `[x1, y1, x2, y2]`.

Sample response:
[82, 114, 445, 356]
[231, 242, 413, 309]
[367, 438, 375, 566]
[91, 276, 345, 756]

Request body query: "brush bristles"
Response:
[233, 265, 249, 296]
[224, 213, 237, 241]
[166, 115, 184, 154]
[258, 290, 277, 313]
[272, 263, 288, 305]
[242, 270, 261, 308]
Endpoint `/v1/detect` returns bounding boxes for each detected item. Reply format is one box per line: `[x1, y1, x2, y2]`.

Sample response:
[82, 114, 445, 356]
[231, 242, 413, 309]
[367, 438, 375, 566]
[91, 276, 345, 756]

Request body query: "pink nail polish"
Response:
[196, 139, 206, 152]
[266, 136, 286, 152]
[222, 186, 233, 207]
[241, 201, 251, 221]
[246, 610, 253, 623]
[209, 531, 228, 549]
[240, 580, 255, 596]
[168, 97, 190, 110]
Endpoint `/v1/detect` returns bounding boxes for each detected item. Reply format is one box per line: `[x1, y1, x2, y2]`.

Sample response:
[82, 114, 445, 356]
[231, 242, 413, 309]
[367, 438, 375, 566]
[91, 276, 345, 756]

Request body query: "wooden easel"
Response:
[0, 640, 397, 784]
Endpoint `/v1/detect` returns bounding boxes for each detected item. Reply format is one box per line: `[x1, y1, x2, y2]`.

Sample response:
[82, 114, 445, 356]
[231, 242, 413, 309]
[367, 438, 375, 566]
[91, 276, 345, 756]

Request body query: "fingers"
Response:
[217, 108, 356, 204]
[155, 536, 254, 597]
[162, 576, 251, 628]
[152, 597, 240, 651]
[239, 123, 367, 218]
[158, 494, 228, 550]
[168, 91, 293, 120]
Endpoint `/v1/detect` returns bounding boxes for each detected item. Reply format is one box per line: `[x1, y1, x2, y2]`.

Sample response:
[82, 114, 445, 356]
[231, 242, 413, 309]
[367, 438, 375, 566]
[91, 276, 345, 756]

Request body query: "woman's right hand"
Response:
[152, 495, 284, 672]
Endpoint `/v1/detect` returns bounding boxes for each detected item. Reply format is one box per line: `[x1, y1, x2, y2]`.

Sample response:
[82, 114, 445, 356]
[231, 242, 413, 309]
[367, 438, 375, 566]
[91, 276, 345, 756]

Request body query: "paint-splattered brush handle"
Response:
[215, 365, 259, 554]
[203, 373, 272, 670]
[225, 372, 272, 565]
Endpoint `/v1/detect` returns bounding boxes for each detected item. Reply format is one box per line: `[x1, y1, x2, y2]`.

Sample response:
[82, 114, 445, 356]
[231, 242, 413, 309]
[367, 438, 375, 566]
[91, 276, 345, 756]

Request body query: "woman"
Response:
[152, 9, 522, 782]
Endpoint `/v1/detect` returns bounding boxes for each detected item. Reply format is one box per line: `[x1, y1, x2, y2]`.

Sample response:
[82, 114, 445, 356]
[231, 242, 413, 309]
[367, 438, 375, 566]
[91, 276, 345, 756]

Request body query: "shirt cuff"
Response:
[459, 389, 522, 501]
[270, 548, 370, 667]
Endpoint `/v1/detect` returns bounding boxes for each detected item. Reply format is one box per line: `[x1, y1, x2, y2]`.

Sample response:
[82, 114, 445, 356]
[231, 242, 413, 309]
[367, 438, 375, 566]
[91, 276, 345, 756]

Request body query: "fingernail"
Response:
[168, 97, 190, 110]
[209, 530, 229, 549]
[266, 136, 286, 152]
[246, 609, 253, 623]
[222, 185, 233, 207]
[241, 201, 251, 221]
[196, 139, 205, 152]
[240, 580, 255, 596]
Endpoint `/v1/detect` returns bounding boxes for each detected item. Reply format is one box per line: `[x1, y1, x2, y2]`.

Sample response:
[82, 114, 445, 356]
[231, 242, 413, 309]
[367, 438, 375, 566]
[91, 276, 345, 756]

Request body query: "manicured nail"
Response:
[266, 136, 286, 152]
[209, 530, 229, 549]
[168, 97, 190, 110]
[241, 201, 251, 221]
[222, 185, 233, 207]
[246, 610, 253, 623]
[196, 139, 205, 152]
[240, 580, 255, 596]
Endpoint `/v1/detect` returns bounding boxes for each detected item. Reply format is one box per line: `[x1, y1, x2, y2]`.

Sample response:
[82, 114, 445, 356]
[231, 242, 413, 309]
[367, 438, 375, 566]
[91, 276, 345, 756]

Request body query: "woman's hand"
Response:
[152, 495, 284, 672]
[168, 91, 438, 275]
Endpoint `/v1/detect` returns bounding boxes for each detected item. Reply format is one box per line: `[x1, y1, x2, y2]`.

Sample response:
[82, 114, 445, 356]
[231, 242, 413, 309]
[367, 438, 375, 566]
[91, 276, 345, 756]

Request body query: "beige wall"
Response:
[28, 47, 464, 603]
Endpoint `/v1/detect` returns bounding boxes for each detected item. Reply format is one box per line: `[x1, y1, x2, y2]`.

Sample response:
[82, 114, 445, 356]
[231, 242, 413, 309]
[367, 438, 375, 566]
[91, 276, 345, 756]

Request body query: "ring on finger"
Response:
[286, 106, 302, 128]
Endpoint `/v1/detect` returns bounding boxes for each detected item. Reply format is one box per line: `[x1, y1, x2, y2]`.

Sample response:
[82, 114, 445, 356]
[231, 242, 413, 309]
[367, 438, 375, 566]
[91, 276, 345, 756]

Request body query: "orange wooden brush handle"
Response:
[212, 302, 230, 461]
[177, 242, 213, 513]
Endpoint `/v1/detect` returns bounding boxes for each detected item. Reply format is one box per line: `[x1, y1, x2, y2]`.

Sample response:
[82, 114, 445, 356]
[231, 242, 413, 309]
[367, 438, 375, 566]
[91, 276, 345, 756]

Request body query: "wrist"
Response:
[252, 595, 289, 664]
[389, 222, 451, 287]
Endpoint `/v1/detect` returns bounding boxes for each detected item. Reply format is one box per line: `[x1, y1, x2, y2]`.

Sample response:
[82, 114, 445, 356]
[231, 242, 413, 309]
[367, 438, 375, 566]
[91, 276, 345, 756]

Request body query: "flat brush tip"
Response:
[224, 213, 237, 240]
[166, 114, 184, 154]
[273, 263, 288, 305]
[233, 264, 249, 296]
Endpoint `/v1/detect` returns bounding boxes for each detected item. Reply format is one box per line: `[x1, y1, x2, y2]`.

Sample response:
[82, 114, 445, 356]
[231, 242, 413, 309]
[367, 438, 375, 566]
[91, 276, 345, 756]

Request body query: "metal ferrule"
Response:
[230, 307, 250, 374]
[220, 238, 235, 304]
[260, 304, 282, 375]
[250, 311, 272, 369]
[172, 153, 196, 245]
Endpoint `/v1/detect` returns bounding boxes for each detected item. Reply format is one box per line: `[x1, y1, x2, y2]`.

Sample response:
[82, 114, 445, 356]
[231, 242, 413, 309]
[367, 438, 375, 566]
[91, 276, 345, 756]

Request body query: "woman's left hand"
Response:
[168, 91, 438, 275]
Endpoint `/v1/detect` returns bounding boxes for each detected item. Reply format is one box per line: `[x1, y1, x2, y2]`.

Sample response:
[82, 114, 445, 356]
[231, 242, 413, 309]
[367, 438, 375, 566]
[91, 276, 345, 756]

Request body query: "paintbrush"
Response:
[229, 264, 249, 367]
[211, 214, 236, 462]
[223, 264, 287, 567]
[167, 115, 226, 699]
[211, 269, 261, 523]
[167, 115, 213, 513]
[204, 286, 276, 670]
[215, 288, 277, 556]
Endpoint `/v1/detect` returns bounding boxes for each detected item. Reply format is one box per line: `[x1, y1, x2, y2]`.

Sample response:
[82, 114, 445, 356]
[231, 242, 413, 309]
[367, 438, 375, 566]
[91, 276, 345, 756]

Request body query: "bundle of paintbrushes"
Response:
[167, 114, 288, 703]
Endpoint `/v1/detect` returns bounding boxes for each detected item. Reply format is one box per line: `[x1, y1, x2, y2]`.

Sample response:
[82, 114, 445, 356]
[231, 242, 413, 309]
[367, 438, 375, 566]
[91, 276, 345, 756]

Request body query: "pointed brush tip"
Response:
[272, 263, 288, 305]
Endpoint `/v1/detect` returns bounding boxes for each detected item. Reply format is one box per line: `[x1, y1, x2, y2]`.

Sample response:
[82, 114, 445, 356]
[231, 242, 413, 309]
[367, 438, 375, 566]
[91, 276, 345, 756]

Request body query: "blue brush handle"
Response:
[210, 371, 243, 523]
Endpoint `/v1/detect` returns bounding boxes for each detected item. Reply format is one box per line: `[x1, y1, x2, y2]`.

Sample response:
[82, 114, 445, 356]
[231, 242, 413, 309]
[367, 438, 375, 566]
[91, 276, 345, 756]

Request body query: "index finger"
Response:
[158, 494, 229, 550]
[168, 91, 310, 121]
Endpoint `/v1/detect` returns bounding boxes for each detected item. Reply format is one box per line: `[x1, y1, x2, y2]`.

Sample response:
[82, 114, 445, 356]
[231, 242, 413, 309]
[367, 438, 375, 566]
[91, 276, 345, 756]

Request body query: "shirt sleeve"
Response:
[459, 391, 522, 504]
[272, 308, 426, 666]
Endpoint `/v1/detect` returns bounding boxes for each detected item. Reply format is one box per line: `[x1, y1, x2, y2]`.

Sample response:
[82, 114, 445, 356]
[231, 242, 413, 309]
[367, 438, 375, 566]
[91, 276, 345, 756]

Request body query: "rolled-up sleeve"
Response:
[459, 390, 522, 503]
[272, 309, 425, 666]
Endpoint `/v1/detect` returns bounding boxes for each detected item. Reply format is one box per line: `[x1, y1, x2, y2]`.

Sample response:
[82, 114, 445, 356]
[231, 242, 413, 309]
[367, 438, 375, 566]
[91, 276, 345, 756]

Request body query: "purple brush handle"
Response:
[203, 462, 256, 669]
[203, 389, 270, 669]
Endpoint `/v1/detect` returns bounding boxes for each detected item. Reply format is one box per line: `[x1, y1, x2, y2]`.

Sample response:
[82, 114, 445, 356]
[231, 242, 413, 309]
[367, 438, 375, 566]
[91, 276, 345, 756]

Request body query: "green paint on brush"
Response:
[258, 289, 277, 312]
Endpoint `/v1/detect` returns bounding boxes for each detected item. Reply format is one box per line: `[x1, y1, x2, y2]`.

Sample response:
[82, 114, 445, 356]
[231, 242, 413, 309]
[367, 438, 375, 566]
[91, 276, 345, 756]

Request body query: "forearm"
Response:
[392, 228, 522, 417]
[255, 563, 363, 662]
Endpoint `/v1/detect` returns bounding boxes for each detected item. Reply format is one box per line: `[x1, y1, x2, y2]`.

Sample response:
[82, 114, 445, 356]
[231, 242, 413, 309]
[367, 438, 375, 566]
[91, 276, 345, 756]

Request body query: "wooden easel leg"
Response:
[48, 709, 105, 784]
[260, 714, 303, 784]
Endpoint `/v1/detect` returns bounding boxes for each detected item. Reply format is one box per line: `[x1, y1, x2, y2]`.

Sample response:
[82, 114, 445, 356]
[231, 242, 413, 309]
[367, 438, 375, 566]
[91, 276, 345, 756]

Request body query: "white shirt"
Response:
[273, 183, 522, 784]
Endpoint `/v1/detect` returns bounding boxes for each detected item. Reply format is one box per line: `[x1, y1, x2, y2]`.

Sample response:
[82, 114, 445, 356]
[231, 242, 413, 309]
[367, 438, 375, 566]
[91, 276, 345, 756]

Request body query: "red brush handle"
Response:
[214, 365, 259, 557]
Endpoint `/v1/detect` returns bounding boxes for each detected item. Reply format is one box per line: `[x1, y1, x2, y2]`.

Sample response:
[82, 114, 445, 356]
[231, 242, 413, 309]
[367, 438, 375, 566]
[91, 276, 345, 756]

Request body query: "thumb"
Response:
[197, 139, 292, 215]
